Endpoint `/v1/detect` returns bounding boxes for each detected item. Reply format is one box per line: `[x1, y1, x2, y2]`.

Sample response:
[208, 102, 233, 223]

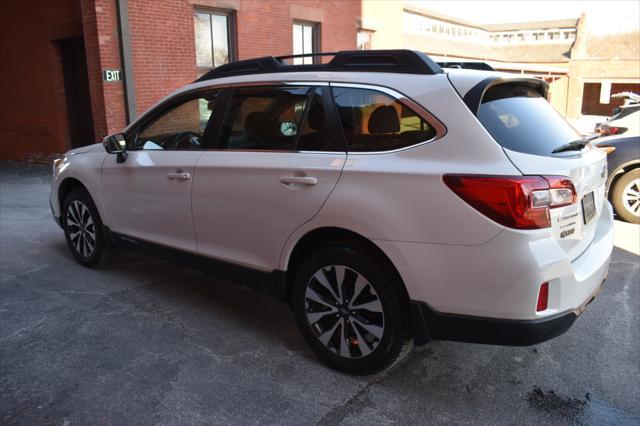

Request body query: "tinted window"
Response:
[332, 87, 436, 152]
[297, 88, 343, 152]
[219, 86, 311, 151]
[478, 85, 580, 156]
[134, 91, 220, 151]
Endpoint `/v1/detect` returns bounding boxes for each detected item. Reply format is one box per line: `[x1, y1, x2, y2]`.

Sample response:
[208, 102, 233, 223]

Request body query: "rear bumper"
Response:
[375, 200, 614, 320]
[410, 277, 603, 346]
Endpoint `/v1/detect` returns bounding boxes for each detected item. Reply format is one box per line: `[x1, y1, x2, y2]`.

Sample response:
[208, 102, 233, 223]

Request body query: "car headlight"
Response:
[52, 157, 65, 175]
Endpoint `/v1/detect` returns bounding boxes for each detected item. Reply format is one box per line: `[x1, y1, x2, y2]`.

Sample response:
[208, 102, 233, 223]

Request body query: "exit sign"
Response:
[102, 69, 122, 82]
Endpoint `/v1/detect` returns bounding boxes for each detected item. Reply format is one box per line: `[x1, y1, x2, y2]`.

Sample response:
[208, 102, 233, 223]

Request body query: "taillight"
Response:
[532, 176, 577, 209]
[536, 282, 549, 311]
[443, 175, 577, 229]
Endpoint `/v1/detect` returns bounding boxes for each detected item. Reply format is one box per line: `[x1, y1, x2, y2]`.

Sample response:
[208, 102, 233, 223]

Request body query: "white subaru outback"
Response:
[50, 50, 614, 374]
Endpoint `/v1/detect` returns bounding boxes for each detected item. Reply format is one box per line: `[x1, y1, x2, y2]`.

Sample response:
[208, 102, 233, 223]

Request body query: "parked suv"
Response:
[50, 50, 614, 374]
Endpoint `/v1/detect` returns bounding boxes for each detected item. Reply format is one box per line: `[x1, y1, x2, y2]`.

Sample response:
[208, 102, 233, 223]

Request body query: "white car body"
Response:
[50, 54, 614, 355]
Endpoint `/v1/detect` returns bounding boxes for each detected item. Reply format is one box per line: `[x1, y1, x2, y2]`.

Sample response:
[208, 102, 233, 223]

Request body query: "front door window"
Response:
[133, 91, 221, 151]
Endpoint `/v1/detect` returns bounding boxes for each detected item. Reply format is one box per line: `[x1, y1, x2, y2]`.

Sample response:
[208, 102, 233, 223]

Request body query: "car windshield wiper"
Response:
[552, 135, 599, 154]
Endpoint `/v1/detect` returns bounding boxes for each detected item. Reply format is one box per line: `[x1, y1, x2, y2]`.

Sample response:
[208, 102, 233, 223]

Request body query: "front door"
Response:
[192, 86, 346, 270]
[101, 91, 222, 252]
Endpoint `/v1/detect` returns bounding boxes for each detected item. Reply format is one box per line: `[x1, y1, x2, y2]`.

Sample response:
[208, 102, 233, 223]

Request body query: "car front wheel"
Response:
[292, 240, 410, 374]
[62, 188, 107, 267]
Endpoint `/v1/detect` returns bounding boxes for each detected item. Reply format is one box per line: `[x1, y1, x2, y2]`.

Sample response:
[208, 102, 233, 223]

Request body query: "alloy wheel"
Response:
[622, 178, 640, 218]
[66, 200, 96, 257]
[304, 265, 385, 358]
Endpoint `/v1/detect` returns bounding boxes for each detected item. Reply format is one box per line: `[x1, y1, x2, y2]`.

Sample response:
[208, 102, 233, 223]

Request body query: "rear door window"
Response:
[218, 86, 311, 151]
[477, 85, 581, 156]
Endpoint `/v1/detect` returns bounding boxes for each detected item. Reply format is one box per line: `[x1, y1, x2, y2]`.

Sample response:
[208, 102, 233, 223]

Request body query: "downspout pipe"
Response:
[116, 0, 137, 123]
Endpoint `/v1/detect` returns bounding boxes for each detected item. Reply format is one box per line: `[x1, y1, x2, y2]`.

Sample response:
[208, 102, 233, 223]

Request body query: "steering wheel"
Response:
[171, 131, 201, 150]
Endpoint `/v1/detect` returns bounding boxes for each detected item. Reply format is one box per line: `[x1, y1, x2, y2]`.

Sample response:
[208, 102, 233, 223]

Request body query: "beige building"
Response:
[358, 1, 640, 119]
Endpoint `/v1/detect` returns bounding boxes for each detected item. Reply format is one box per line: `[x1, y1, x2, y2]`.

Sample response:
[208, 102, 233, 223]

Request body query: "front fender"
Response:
[50, 150, 108, 223]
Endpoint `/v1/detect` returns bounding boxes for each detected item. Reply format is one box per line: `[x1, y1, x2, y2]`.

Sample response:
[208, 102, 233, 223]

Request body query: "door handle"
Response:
[166, 172, 191, 181]
[279, 176, 317, 186]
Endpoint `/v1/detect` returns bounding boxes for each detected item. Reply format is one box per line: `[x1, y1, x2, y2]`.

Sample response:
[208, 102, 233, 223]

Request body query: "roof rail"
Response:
[437, 61, 495, 71]
[195, 50, 443, 82]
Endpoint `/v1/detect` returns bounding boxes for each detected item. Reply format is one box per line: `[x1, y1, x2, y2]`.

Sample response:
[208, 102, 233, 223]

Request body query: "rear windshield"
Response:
[478, 84, 580, 156]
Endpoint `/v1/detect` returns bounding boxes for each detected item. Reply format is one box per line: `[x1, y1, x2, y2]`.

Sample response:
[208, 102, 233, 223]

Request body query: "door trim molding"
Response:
[107, 227, 287, 302]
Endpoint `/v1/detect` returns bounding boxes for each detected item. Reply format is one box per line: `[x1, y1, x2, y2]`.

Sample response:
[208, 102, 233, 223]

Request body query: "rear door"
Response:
[475, 83, 608, 260]
[192, 85, 346, 270]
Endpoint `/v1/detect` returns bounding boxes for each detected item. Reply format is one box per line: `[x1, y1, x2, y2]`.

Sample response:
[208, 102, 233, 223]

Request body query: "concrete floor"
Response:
[1, 162, 638, 425]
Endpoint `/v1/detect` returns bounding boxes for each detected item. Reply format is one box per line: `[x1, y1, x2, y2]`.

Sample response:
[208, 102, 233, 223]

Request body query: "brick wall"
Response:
[0, 0, 83, 161]
[81, 0, 127, 141]
[129, 0, 360, 114]
[128, 0, 198, 115]
[0, 0, 360, 160]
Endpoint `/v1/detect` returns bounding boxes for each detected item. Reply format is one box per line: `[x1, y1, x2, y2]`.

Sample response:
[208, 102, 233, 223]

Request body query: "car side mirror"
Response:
[103, 133, 128, 163]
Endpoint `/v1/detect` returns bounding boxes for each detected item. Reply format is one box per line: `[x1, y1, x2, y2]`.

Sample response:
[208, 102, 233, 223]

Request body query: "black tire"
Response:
[292, 240, 411, 374]
[62, 188, 107, 267]
[611, 169, 640, 224]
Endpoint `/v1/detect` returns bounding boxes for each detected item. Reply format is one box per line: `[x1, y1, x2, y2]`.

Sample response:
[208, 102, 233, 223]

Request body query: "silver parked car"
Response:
[50, 50, 614, 374]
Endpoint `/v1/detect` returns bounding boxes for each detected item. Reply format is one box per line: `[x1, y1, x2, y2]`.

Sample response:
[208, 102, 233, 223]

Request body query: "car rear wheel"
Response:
[62, 188, 107, 267]
[611, 169, 640, 224]
[292, 240, 410, 374]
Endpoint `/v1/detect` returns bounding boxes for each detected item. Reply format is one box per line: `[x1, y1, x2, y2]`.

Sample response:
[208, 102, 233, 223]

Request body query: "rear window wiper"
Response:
[551, 135, 598, 154]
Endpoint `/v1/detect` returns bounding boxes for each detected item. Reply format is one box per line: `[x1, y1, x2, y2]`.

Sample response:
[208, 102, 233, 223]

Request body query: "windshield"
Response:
[478, 84, 580, 156]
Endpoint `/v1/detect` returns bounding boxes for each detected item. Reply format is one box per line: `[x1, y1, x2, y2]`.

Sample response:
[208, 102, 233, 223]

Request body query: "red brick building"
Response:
[0, 0, 361, 161]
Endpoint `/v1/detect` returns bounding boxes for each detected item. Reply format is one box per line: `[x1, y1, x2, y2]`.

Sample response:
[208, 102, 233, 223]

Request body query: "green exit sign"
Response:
[102, 69, 122, 82]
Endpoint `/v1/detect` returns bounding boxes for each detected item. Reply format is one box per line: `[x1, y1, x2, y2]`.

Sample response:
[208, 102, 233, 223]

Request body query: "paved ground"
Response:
[1, 162, 638, 425]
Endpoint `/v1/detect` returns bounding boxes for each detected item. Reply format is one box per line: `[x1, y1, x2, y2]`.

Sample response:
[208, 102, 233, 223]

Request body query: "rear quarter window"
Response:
[478, 85, 580, 156]
[332, 87, 436, 152]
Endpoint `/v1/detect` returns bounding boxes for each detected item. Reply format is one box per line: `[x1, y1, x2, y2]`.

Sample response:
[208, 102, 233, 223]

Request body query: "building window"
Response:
[357, 29, 373, 50]
[194, 9, 235, 74]
[293, 22, 318, 64]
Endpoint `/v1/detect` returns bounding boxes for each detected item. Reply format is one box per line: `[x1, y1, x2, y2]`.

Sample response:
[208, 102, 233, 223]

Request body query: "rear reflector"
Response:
[537, 282, 549, 311]
[443, 175, 577, 229]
